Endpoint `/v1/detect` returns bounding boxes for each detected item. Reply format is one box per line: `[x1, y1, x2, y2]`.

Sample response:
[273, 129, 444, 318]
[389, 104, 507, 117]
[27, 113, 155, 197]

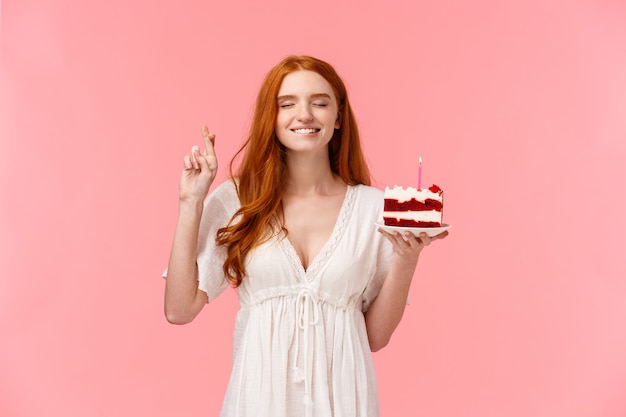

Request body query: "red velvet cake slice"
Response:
[383, 185, 444, 227]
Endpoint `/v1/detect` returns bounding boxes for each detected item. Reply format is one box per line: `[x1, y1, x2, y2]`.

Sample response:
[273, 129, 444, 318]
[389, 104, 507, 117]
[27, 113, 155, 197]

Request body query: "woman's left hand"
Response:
[378, 229, 448, 262]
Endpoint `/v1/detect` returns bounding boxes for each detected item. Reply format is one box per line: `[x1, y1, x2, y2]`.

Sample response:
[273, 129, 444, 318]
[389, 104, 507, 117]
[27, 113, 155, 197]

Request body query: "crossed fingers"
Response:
[184, 126, 217, 170]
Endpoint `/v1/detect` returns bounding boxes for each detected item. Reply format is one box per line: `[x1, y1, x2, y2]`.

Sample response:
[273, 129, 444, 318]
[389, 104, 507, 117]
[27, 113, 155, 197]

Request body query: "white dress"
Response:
[195, 180, 394, 417]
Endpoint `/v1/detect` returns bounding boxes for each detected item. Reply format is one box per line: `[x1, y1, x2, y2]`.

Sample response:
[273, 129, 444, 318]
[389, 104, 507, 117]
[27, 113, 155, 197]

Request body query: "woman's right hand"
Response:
[179, 126, 218, 202]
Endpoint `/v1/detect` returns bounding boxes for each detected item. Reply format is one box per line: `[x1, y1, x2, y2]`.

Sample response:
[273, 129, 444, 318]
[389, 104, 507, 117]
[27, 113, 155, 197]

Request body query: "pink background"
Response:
[2, 1, 626, 416]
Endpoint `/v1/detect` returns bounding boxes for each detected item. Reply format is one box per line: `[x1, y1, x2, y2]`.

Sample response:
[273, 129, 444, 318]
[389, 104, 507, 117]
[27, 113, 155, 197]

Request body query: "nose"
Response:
[296, 104, 313, 121]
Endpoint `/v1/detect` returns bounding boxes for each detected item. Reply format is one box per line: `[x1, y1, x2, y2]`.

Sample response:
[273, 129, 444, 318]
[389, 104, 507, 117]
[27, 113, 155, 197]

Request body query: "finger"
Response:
[418, 232, 432, 246]
[183, 155, 193, 170]
[378, 229, 406, 248]
[432, 231, 449, 240]
[191, 145, 200, 169]
[202, 126, 216, 151]
[393, 232, 414, 248]
[202, 146, 218, 171]
[201, 127, 218, 169]
[195, 152, 213, 173]
[202, 125, 215, 143]
[377, 228, 393, 238]
[400, 232, 423, 248]
[379, 229, 412, 244]
[404, 231, 418, 243]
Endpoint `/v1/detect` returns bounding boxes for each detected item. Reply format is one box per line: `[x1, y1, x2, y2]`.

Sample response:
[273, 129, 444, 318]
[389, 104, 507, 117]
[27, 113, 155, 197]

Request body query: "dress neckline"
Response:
[280, 185, 358, 281]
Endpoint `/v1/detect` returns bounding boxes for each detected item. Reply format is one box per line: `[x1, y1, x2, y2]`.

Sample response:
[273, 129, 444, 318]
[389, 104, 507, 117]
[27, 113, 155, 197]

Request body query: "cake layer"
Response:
[383, 185, 442, 203]
[383, 210, 442, 223]
[384, 198, 442, 212]
[383, 218, 441, 228]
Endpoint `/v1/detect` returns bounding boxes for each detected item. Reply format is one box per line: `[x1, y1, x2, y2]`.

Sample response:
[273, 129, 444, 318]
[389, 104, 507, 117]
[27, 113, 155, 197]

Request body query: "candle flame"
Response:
[419, 156, 422, 165]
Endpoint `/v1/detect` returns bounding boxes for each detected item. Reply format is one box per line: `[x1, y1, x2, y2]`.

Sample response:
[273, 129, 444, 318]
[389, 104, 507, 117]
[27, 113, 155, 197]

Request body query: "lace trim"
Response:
[241, 285, 361, 310]
[280, 185, 358, 282]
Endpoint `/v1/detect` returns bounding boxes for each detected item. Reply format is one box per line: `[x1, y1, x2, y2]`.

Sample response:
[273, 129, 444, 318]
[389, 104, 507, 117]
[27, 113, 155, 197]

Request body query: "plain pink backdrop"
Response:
[2, 1, 626, 416]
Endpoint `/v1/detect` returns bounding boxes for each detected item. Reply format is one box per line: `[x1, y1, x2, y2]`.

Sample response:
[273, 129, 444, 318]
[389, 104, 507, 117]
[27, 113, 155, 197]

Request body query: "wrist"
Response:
[391, 253, 419, 273]
[179, 195, 205, 206]
[178, 197, 204, 216]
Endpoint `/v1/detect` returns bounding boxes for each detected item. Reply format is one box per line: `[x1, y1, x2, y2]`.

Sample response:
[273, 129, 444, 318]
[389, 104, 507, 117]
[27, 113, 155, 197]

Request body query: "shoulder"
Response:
[211, 178, 238, 198]
[206, 178, 240, 211]
[351, 184, 384, 216]
[353, 184, 384, 204]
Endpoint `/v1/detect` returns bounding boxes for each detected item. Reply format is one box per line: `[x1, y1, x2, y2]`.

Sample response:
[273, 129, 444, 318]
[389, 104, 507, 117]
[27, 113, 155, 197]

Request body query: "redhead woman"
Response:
[164, 55, 447, 417]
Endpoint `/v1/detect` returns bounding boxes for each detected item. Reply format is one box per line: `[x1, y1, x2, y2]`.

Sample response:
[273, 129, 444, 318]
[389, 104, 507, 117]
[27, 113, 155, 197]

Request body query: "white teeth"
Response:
[293, 128, 318, 134]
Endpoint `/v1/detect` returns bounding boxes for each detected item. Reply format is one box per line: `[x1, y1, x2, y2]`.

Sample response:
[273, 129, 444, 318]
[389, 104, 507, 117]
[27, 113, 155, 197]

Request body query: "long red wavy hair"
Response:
[216, 55, 371, 287]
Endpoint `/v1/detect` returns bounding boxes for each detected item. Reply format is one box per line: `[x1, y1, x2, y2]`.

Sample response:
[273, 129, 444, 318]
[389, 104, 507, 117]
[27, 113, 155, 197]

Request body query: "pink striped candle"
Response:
[418, 156, 423, 190]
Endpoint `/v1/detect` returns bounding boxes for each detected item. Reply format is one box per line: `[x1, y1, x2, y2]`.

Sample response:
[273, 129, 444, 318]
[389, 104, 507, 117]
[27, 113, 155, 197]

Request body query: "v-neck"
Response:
[280, 185, 357, 281]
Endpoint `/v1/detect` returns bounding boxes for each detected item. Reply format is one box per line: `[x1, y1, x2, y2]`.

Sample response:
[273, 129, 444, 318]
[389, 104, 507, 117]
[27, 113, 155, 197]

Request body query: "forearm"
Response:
[365, 255, 419, 351]
[164, 198, 208, 324]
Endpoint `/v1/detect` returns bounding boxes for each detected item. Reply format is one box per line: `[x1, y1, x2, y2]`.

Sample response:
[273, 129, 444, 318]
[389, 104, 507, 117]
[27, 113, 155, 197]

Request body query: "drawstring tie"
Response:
[292, 287, 319, 407]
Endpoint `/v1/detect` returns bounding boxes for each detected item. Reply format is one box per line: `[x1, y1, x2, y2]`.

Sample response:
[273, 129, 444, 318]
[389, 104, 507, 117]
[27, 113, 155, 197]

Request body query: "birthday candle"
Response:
[418, 156, 423, 190]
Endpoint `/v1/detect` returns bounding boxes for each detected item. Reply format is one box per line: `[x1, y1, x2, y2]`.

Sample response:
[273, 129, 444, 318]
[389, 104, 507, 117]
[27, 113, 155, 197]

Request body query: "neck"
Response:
[284, 151, 344, 195]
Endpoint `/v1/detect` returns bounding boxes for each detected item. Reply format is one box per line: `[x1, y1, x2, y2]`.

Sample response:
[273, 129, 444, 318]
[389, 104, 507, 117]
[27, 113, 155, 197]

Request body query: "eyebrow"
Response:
[276, 93, 332, 101]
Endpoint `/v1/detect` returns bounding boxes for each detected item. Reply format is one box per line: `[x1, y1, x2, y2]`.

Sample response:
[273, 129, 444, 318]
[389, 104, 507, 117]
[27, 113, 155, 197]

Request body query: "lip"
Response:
[290, 127, 321, 134]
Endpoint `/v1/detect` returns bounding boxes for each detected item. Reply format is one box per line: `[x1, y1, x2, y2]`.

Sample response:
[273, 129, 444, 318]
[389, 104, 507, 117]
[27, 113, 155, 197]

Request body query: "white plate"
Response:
[375, 222, 451, 237]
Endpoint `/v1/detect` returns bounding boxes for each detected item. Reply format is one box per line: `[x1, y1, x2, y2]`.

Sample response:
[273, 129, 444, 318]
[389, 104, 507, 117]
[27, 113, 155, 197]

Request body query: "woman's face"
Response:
[275, 70, 340, 155]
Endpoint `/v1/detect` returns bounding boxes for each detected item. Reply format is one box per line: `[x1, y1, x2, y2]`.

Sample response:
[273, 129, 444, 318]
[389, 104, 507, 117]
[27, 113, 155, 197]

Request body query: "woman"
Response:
[164, 55, 447, 417]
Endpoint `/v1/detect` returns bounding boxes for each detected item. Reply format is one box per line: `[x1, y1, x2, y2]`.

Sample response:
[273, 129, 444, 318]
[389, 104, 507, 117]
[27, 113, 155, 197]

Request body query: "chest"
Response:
[281, 193, 345, 270]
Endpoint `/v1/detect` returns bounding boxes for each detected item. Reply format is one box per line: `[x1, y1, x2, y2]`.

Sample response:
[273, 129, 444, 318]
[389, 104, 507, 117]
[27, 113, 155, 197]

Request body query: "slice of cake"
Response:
[383, 185, 444, 227]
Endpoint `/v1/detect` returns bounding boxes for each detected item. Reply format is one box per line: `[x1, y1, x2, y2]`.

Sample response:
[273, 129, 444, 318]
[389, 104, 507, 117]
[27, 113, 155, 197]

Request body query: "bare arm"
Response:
[164, 127, 217, 324]
[364, 230, 448, 351]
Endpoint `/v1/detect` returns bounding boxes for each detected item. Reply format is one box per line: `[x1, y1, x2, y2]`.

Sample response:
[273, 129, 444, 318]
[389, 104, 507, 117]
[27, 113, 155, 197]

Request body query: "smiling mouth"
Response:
[291, 128, 320, 134]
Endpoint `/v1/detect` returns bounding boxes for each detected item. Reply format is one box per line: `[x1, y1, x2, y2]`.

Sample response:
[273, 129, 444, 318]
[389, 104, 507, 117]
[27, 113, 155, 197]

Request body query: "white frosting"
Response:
[383, 210, 442, 223]
[384, 185, 442, 203]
